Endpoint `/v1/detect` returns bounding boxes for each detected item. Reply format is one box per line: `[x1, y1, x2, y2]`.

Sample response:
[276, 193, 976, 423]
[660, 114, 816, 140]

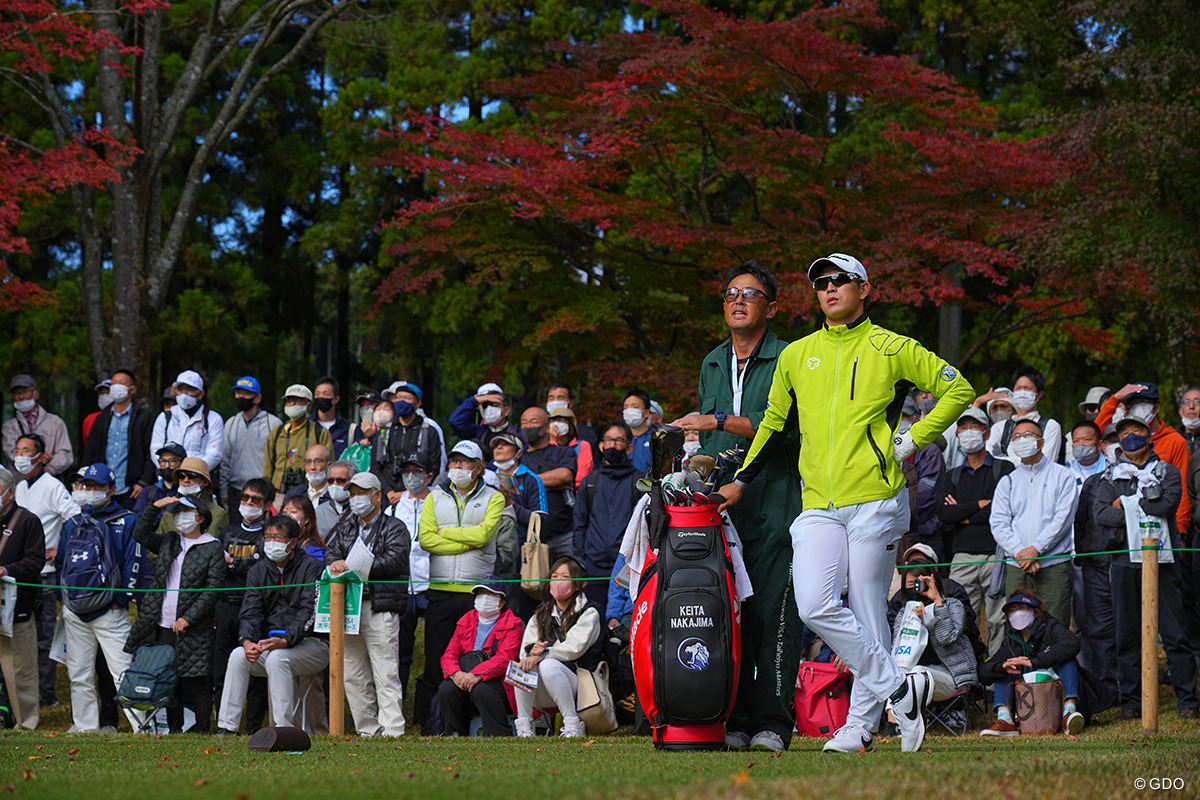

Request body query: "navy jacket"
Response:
[311, 412, 352, 458]
[572, 459, 642, 574]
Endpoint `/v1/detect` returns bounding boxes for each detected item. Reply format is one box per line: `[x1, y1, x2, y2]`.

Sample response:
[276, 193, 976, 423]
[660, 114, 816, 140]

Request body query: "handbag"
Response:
[1014, 678, 1064, 735]
[891, 601, 929, 670]
[794, 661, 851, 737]
[459, 635, 498, 673]
[520, 512, 550, 599]
[576, 661, 618, 734]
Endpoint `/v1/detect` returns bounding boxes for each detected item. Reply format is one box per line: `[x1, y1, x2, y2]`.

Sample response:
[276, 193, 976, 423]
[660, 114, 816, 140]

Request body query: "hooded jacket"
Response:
[572, 457, 642, 574]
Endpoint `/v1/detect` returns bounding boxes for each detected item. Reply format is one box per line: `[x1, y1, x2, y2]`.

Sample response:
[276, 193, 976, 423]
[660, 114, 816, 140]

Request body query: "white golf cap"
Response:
[450, 440, 485, 462]
[475, 382, 504, 397]
[1078, 386, 1110, 414]
[348, 471, 381, 491]
[283, 384, 313, 402]
[175, 370, 204, 390]
[807, 253, 868, 283]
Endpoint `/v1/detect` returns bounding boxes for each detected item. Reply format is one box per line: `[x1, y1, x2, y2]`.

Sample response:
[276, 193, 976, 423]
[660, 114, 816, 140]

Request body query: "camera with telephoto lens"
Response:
[281, 466, 305, 492]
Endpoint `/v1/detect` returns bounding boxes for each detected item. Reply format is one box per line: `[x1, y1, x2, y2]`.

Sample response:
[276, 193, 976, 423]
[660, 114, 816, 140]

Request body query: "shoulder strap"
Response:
[1000, 419, 1016, 452]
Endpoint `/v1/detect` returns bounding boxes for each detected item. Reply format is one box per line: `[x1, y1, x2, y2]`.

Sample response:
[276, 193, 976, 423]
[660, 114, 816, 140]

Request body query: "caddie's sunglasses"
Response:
[812, 272, 860, 291]
[721, 286, 768, 303]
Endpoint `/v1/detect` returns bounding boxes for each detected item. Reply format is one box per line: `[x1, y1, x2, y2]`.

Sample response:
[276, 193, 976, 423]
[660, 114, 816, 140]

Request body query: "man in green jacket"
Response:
[721, 253, 973, 755]
[674, 260, 803, 753]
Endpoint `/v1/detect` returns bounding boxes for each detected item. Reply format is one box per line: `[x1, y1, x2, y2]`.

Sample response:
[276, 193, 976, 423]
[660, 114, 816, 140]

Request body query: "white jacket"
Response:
[520, 593, 601, 664]
[989, 455, 1079, 567]
[387, 491, 430, 593]
[16, 471, 80, 574]
[150, 405, 225, 472]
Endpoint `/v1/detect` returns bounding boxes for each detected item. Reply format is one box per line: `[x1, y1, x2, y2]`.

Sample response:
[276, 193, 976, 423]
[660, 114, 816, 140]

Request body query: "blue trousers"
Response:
[993, 659, 1080, 709]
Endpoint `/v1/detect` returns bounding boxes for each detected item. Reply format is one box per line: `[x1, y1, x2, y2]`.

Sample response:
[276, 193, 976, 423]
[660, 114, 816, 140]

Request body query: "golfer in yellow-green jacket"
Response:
[721, 253, 974, 755]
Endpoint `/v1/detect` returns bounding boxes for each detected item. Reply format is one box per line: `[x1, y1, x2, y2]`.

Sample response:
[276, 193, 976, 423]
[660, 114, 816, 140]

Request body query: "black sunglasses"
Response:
[812, 272, 860, 291]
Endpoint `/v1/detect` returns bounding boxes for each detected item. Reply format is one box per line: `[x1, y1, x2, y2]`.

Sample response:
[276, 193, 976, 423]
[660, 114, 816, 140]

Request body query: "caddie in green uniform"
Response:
[672, 261, 803, 753]
[721, 253, 974, 755]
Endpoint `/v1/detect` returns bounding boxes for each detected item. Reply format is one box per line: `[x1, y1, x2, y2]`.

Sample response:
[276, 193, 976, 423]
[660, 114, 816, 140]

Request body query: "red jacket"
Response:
[441, 607, 523, 681]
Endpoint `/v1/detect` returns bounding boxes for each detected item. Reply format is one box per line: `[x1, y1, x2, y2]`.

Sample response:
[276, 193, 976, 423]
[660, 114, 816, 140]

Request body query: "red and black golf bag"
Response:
[631, 503, 741, 750]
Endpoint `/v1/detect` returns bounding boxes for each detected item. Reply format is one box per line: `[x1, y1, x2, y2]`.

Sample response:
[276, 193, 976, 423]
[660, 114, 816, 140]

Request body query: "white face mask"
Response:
[263, 540, 291, 563]
[1183, 416, 1200, 431]
[448, 468, 476, 488]
[175, 392, 198, 411]
[285, 404, 307, 421]
[546, 400, 569, 414]
[176, 511, 200, 535]
[480, 405, 503, 425]
[81, 489, 108, 507]
[98, 394, 115, 410]
[1112, 406, 1126, 424]
[306, 470, 327, 486]
[623, 407, 645, 428]
[374, 412, 394, 428]
[403, 473, 430, 494]
[177, 482, 202, 496]
[1008, 608, 1035, 631]
[109, 384, 131, 403]
[1011, 390, 1038, 413]
[1129, 402, 1154, 421]
[13, 456, 35, 476]
[72, 489, 90, 508]
[549, 421, 569, 438]
[958, 429, 986, 454]
[494, 458, 517, 471]
[1105, 443, 1121, 463]
[349, 494, 376, 518]
[474, 593, 502, 620]
[327, 483, 349, 503]
[990, 408, 1013, 423]
[1008, 437, 1041, 461]
[14, 398, 36, 414]
[682, 440, 702, 457]
[239, 503, 264, 523]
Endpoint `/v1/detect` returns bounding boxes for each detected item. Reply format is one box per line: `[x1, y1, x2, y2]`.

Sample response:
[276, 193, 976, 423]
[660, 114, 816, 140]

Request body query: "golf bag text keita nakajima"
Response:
[631, 503, 741, 750]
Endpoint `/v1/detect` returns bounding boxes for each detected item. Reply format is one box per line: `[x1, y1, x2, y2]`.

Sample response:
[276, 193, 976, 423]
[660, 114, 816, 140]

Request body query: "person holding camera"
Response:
[263, 385, 333, 495]
[1092, 413, 1199, 721]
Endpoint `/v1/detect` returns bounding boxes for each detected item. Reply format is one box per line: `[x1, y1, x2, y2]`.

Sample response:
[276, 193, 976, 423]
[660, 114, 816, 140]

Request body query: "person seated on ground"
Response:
[513, 556, 602, 738]
[126, 494, 225, 733]
[217, 515, 327, 735]
[887, 560, 978, 751]
[438, 578, 523, 737]
[980, 590, 1084, 737]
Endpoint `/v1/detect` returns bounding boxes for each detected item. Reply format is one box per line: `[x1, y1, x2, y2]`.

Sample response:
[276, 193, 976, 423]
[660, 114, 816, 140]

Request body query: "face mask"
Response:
[549, 421, 569, 438]
[81, 489, 108, 507]
[549, 577, 574, 601]
[349, 494, 376, 518]
[622, 407, 645, 428]
[327, 484, 349, 503]
[546, 400, 569, 414]
[1011, 390, 1038, 412]
[1072, 444, 1098, 463]
[494, 458, 517, 471]
[13, 456, 35, 476]
[263, 540, 291, 563]
[403, 473, 429, 494]
[602, 448, 627, 466]
[990, 408, 1013, 423]
[306, 470, 327, 486]
[448, 468, 476, 488]
[521, 426, 545, 446]
[1008, 608, 1035, 631]
[177, 483, 202, 497]
[917, 397, 937, 416]
[480, 405, 503, 426]
[98, 394, 115, 410]
[14, 399, 36, 414]
[1084, 410, 1098, 421]
[683, 440, 702, 457]
[374, 412, 394, 428]
[158, 466, 176, 483]
[1112, 406, 1126, 424]
[285, 404, 308, 421]
[175, 392, 198, 411]
[240, 503, 265, 522]
[1008, 437, 1041, 460]
[1105, 443, 1121, 463]
[394, 400, 415, 418]
[176, 512, 200, 535]
[958, 429, 985, 454]
[235, 396, 256, 413]
[72, 489, 90, 508]
[109, 384, 131, 403]
[1120, 433, 1149, 453]
[1129, 403, 1154, 421]
[474, 593, 502, 619]
[315, 397, 334, 413]
[1183, 415, 1200, 431]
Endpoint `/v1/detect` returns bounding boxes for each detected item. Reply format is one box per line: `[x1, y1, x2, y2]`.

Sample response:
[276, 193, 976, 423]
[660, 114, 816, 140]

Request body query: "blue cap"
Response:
[394, 382, 422, 401]
[81, 463, 115, 485]
[156, 442, 187, 460]
[1003, 593, 1040, 612]
[1127, 382, 1159, 404]
[233, 376, 262, 394]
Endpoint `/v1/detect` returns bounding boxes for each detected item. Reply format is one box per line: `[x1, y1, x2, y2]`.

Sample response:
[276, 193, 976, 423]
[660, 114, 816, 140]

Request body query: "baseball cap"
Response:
[382, 380, 404, 398]
[234, 376, 262, 394]
[1003, 593, 1040, 613]
[470, 577, 507, 597]
[93, 378, 112, 393]
[1116, 413, 1152, 432]
[355, 390, 381, 405]
[956, 407, 990, 428]
[807, 253, 868, 283]
[348, 472, 382, 492]
[9, 374, 36, 390]
[475, 382, 504, 398]
[156, 442, 187, 460]
[985, 388, 1014, 417]
[283, 384, 313, 402]
[1078, 386, 1110, 414]
[400, 452, 433, 472]
[903, 543, 938, 564]
[81, 463, 116, 485]
[175, 370, 204, 390]
[392, 382, 422, 401]
[489, 432, 525, 453]
[1126, 383, 1159, 404]
[450, 440, 485, 462]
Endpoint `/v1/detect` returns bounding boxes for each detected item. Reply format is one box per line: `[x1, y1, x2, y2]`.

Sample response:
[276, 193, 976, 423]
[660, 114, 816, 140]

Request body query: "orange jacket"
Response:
[1097, 395, 1192, 532]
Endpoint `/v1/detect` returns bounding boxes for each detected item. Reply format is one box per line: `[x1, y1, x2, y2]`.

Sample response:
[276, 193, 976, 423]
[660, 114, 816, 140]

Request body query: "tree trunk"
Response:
[938, 261, 963, 364]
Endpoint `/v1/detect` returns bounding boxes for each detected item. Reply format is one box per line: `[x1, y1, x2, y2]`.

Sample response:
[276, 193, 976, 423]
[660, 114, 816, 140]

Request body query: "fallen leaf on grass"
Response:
[68, 749, 79, 755]
[771, 753, 783, 759]
[44, 754, 54, 760]
[746, 762, 755, 768]
[3, 784, 15, 793]
[204, 746, 216, 755]
[36, 745, 43, 751]
[731, 770, 750, 785]
[407, 773, 416, 779]
[22, 770, 36, 782]
[27, 756, 40, 760]
[583, 740, 596, 747]
[195, 779, 208, 786]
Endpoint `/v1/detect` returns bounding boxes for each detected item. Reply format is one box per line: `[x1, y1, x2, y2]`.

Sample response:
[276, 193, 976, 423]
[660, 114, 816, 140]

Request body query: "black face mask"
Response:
[602, 448, 627, 466]
[235, 397, 256, 413]
[522, 426, 546, 446]
[315, 398, 334, 413]
[158, 467, 176, 484]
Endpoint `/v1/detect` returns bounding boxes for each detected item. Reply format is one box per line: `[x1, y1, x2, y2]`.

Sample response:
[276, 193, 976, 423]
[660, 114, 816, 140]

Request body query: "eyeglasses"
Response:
[721, 286, 769, 303]
[1011, 431, 1041, 440]
[263, 533, 290, 543]
[176, 471, 204, 482]
[303, 458, 329, 466]
[1182, 399, 1200, 408]
[478, 401, 503, 410]
[159, 458, 182, 468]
[240, 493, 266, 506]
[812, 272, 860, 292]
[601, 437, 628, 445]
[400, 468, 428, 477]
[328, 476, 350, 485]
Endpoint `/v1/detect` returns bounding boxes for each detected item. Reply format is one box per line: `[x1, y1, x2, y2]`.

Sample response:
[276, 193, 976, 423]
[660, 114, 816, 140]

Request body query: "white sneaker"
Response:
[560, 718, 587, 737]
[895, 672, 931, 753]
[822, 723, 874, 753]
[749, 731, 785, 752]
[515, 719, 535, 738]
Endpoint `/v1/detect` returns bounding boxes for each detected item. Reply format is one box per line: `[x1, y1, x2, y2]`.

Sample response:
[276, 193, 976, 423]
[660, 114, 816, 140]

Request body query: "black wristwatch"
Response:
[714, 411, 727, 432]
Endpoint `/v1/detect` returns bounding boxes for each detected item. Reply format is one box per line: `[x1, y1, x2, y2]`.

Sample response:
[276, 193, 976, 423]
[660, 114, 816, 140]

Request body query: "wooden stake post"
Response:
[329, 580, 346, 737]
[1141, 537, 1159, 735]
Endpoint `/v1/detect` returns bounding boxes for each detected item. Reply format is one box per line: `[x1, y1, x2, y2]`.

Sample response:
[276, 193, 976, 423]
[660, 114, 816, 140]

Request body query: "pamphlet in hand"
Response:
[505, 660, 539, 694]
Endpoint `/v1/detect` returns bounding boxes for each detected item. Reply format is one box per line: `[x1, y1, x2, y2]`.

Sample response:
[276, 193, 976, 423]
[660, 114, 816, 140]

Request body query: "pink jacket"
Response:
[441, 607, 524, 681]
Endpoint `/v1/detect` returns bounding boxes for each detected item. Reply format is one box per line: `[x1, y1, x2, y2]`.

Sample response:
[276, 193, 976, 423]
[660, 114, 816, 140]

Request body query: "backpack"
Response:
[118, 643, 178, 710]
[59, 511, 123, 615]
